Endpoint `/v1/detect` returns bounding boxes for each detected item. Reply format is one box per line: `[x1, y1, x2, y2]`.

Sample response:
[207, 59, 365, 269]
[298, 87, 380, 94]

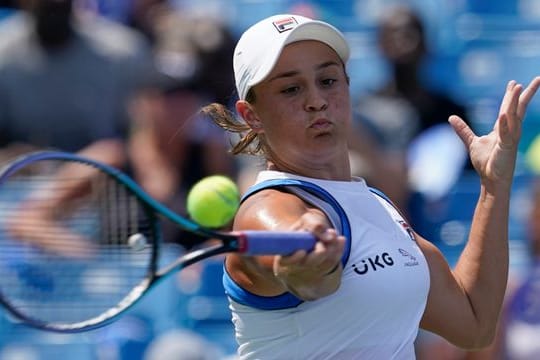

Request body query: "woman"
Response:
[202, 14, 540, 359]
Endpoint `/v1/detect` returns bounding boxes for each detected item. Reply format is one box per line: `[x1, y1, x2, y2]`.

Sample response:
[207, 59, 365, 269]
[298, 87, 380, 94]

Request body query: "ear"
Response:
[236, 100, 263, 133]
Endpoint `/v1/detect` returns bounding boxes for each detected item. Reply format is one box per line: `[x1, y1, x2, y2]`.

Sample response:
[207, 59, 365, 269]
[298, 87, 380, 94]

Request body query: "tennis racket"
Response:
[0, 151, 316, 333]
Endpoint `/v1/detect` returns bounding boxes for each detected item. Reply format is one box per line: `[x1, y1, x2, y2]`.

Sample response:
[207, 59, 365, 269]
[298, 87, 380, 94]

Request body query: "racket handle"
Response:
[237, 231, 316, 255]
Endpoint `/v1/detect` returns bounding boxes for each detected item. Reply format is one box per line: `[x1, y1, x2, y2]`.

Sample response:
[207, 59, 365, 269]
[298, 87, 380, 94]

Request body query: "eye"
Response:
[321, 78, 337, 87]
[281, 85, 300, 95]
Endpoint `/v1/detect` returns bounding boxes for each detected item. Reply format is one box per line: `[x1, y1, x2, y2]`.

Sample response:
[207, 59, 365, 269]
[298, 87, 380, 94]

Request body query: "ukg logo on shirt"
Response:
[352, 252, 395, 275]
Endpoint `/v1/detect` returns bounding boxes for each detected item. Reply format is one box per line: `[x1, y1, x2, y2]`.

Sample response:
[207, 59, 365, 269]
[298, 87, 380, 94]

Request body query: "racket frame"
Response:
[0, 151, 314, 332]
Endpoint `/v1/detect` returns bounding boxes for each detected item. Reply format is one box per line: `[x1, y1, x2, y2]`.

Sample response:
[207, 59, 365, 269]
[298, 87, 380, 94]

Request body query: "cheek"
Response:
[264, 111, 300, 137]
[329, 91, 352, 121]
[257, 99, 301, 131]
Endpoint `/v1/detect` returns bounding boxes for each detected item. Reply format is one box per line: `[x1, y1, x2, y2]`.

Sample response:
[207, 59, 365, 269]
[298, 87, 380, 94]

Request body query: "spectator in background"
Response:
[128, 10, 238, 249]
[349, 5, 470, 217]
[0, 0, 157, 167]
[75, 0, 166, 44]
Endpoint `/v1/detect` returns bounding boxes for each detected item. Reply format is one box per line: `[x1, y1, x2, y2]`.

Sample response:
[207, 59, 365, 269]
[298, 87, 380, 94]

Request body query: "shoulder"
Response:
[238, 188, 309, 220]
[237, 179, 338, 231]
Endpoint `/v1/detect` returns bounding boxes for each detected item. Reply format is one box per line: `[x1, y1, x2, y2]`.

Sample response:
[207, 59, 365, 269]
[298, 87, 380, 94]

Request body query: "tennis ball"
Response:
[128, 233, 147, 251]
[186, 175, 240, 228]
[526, 134, 540, 174]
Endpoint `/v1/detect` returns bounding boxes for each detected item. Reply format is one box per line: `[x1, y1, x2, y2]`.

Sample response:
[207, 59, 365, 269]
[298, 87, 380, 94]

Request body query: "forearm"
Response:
[453, 182, 511, 340]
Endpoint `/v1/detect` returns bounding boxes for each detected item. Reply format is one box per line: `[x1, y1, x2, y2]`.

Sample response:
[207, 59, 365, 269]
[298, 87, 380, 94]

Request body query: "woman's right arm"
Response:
[226, 189, 346, 301]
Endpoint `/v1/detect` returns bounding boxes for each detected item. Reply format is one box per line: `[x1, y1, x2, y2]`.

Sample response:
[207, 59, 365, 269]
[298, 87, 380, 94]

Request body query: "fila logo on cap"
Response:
[272, 16, 298, 33]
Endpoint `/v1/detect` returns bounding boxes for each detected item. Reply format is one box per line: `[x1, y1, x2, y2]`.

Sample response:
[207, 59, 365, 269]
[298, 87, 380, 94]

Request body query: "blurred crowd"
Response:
[0, 0, 539, 359]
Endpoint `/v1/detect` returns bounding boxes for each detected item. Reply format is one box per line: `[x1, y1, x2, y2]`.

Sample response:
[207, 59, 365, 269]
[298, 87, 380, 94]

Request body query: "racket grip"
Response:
[237, 231, 316, 255]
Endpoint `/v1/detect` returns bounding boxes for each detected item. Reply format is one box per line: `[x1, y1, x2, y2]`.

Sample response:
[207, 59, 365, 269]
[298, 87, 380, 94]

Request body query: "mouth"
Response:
[309, 119, 333, 131]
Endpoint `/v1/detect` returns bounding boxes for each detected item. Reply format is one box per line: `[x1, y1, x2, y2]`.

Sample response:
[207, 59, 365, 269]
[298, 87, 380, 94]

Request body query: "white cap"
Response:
[233, 14, 350, 100]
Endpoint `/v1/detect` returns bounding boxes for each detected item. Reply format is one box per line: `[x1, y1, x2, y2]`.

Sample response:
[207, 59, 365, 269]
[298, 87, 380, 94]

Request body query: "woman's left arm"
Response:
[419, 77, 540, 349]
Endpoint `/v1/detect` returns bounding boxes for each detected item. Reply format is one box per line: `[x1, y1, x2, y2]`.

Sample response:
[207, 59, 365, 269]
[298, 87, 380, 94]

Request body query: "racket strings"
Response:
[0, 159, 156, 324]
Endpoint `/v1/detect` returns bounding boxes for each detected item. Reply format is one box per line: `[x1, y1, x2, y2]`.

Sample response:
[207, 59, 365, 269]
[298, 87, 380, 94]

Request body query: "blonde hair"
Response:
[200, 92, 266, 157]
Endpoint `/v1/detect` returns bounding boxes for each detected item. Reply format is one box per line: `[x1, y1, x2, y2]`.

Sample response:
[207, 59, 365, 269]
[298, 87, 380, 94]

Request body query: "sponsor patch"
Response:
[273, 16, 298, 33]
[398, 220, 416, 242]
[399, 248, 419, 267]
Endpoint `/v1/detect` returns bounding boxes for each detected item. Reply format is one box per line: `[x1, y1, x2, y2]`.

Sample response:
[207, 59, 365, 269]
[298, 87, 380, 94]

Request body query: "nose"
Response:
[304, 88, 328, 112]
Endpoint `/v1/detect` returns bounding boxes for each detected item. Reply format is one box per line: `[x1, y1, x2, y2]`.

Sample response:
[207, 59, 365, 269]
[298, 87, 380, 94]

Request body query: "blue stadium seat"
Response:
[0, 244, 190, 360]
[0, 318, 96, 360]
[175, 258, 237, 355]
[412, 170, 536, 267]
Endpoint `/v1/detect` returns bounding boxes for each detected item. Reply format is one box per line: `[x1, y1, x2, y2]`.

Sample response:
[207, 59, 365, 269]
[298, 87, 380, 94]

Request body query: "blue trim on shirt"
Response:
[223, 178, 352, 310]
[222, 267, 304, 310]
[368, 187, 392, 204]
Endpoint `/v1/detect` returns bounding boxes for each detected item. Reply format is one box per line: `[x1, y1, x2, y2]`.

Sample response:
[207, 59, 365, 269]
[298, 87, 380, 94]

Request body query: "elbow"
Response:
[455, 327, 497, 350]
[474, 327, 498, 350]
[467, 336, 496, 351]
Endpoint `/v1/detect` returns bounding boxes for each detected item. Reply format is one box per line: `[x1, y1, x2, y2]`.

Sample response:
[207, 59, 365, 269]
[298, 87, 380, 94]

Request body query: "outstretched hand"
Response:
[449, 77, 540, 187]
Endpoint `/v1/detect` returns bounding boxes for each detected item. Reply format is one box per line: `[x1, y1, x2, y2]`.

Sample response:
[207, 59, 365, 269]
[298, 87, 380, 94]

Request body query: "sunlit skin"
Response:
[230, 37, 540, 349]
[236, 40, 352, 181]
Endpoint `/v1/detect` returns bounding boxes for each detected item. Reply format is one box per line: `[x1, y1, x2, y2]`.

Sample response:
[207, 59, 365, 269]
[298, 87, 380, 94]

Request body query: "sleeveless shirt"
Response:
[223, 170, 430, 359]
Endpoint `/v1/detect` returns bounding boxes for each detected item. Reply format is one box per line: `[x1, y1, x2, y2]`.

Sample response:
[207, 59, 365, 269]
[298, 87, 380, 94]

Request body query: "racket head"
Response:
[0, 151, 160, 332]
[0, 151, 317, 332]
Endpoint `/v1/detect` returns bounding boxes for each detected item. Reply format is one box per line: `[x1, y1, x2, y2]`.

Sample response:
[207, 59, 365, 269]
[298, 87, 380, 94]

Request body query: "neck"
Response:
[266, 157, 352, 181]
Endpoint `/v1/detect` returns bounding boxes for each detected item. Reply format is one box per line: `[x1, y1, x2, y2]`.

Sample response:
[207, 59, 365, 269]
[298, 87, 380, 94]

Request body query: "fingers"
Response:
[456, 78, 538, 148]
[517, 76, 540, 118]
[501, 82, 523, 138]
[311, 228, 345, 265]
[500, 77, 540, 122]
[276, 210, 345, 275]
[448, 115, 475, 150]
[278, 228, 344, 269]
[497, 77, 540, 143]
[498, 80, 518, 118]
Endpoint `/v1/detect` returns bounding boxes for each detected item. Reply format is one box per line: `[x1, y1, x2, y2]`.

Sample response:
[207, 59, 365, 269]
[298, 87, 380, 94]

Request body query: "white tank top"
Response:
[223, 171, 430, 359]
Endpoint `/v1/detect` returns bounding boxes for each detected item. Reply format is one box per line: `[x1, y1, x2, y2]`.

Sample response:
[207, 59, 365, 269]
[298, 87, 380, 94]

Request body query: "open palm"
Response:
[449, 77, 540, 187]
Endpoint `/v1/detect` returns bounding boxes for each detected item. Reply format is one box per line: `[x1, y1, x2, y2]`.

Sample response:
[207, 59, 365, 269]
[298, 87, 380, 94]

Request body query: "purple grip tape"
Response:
[239, 231, 316, 255]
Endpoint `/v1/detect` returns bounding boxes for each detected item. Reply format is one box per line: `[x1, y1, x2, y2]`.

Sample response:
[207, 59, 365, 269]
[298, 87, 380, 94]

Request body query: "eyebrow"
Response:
[266, 61, 341, 83]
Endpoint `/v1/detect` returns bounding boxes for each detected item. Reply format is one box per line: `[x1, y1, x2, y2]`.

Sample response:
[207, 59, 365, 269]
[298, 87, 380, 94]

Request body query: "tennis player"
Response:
[202, 14, 540, 359]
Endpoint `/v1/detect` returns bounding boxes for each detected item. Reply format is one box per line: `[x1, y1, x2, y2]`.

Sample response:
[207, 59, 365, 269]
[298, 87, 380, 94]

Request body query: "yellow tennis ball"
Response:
[186, 175, 240, 228]
[527, 134, 540, 174]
